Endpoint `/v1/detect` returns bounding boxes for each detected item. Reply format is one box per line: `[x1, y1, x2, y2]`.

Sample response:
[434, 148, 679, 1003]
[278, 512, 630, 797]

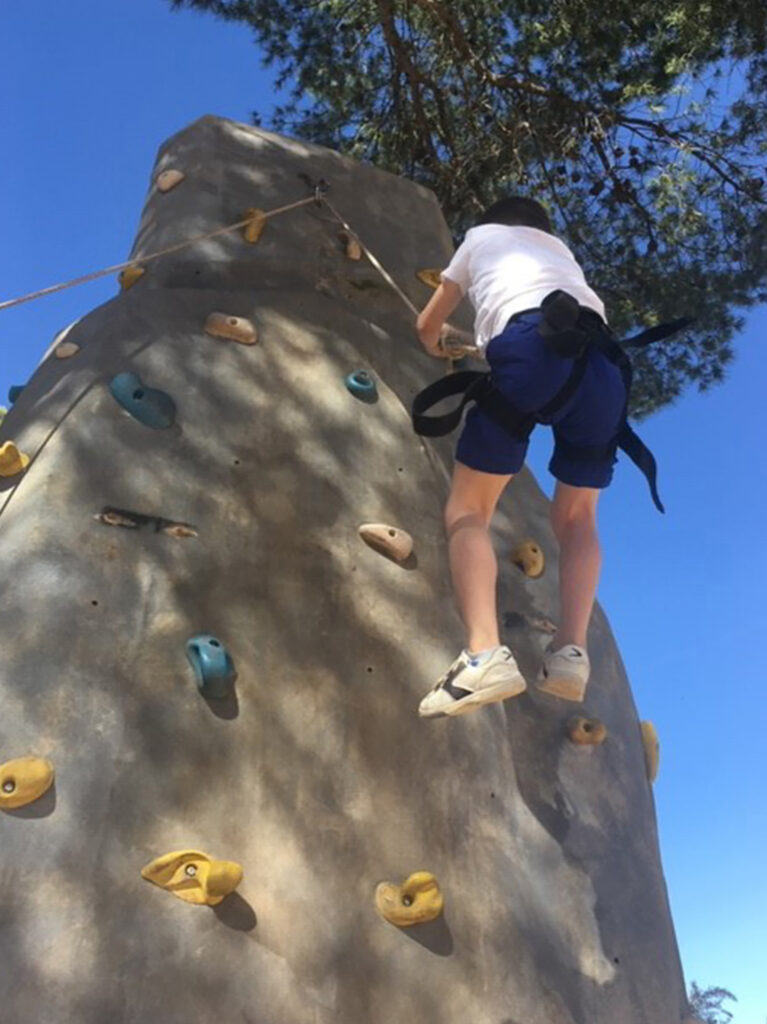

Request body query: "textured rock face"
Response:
[0, 115, 688, 1024]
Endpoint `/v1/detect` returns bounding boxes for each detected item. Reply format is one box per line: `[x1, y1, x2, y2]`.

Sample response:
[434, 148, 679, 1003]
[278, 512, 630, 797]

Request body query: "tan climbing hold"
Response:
[156, 169, 185, 193]
[0, 441, 30, 478]
[416, 268, 442, 290]
[204, 312, 258, 346]
[163, 522, 198, 539]
[358, 523, 414, 563]
[375, 871, 444, 927]
[511, 538, 545, 578]
[640, 721, 660, 782]
[242, 208, 266, 244]
[55, 341, 80, 359]
[338, 230, 362, 261]
[119, 266, 145, 290]
[141, 850, 243, 906]
[567, 715, 607, 746]
[0, 756, 55, 810]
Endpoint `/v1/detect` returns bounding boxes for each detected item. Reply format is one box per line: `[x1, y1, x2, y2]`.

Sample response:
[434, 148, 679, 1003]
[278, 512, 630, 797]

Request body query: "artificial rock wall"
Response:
[0, 115, 688, 1024]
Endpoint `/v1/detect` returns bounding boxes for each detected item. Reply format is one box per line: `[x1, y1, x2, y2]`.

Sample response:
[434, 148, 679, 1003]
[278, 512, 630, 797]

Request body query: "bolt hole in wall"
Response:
[367, 667, 373, 673]
[233, 459, 240, 466]
[91, 600, 98, 607]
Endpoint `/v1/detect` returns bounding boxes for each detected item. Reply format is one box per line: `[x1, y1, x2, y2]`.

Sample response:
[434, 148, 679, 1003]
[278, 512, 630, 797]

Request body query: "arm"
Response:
[416, 279, 465, 357]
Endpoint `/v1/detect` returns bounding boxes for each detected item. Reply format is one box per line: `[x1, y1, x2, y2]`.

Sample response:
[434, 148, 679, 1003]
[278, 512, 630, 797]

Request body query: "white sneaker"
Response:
[536, 643, 590, 702]
[418, 646, 527, 718]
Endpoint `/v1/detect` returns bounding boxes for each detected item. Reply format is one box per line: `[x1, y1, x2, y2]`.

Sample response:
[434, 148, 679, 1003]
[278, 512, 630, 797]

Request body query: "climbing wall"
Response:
[0, 115, 688, 1024]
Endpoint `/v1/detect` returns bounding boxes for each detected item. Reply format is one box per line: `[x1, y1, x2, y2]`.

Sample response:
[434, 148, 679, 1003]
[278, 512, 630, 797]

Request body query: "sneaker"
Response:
[536, 643, 590, 702]
[418, 646, 527, 718]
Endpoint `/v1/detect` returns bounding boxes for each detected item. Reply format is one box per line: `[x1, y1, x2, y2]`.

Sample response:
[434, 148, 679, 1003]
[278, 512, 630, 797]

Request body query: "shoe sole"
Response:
[419, 673, 528, 719]
[535, 673, 587, 702]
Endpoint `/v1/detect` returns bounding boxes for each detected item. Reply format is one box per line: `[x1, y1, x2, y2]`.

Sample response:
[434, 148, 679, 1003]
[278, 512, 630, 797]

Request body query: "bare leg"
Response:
[444, 462, 514, 653]
[549, 482, 601, 649]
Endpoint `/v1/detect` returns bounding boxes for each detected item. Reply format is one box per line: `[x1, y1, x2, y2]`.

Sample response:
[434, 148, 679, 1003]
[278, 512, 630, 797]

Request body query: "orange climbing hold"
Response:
[119, 266, 145, 290]
[375, 871, 444, 927]
[242, 208, 266, 244]
[204, 312, 258, 345]
[358, 523, 414, 563]
[156, 169, 185, 193]
[640, 721, 660, 782]
[0, 441, 30, 478]
[567, 715, 607, 746]
[338, 230, 362, 261]
[416, 268, 442, 289]
[511, 539, 545, 578]
[0, 756, 55, 810]
[141, 850, 243, 906]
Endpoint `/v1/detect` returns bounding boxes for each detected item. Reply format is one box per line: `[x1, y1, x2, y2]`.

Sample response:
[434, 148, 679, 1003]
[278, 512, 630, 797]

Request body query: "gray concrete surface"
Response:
[0, 115, 689, 1023]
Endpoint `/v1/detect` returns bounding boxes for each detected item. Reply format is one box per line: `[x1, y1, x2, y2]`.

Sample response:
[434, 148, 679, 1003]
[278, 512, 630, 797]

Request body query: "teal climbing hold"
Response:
[109, 372, 176, 430]
[7, 385, 24, 405]
[345, 370, 378, 403]
[185, 635, 236, 699]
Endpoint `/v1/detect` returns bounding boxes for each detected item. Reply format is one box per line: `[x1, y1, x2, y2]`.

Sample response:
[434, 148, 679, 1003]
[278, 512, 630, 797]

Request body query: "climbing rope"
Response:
[0, 194, 319, 313]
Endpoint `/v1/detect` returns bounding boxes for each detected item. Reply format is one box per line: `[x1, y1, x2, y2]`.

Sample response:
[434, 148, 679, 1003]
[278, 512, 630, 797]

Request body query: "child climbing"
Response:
[415, 197, 627, 718]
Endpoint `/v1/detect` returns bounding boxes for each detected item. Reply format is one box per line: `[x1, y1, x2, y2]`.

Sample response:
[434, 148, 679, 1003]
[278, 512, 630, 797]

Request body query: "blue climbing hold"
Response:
[345, 370, 378, 403]
[7, 385, 24, 405]
[108, 372, 176, 429]
[185, 635, 236, 699]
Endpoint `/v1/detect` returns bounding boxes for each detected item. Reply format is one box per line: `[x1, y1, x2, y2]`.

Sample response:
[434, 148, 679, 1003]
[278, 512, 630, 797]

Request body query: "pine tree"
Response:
[167, 0, 766, 416]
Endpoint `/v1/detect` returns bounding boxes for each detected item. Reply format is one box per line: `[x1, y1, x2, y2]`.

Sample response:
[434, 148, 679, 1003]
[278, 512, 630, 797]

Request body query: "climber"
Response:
[414, 196, 625, 718]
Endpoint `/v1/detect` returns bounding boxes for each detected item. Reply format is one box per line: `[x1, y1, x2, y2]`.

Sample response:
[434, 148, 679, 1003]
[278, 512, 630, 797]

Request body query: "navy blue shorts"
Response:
[455, 312, 627, 487]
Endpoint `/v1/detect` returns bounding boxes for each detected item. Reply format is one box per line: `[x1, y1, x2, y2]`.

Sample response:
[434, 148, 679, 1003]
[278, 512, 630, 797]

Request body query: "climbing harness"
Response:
[412, 290, 693, 513]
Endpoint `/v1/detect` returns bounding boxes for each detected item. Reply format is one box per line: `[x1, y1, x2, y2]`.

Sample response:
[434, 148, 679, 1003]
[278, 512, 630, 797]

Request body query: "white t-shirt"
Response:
[441, 224, 606, 352]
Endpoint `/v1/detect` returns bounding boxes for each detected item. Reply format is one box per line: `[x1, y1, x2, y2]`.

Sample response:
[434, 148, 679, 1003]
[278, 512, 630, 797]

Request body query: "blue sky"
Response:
[1, 3, 764, 1019]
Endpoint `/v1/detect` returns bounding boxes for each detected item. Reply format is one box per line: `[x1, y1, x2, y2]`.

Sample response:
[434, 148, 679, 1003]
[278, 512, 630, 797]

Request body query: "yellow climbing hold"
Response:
[567, 715, 607, 746]
[156, 169, 185, 193]
[204, 312, 258, 345]
[119, 266, 145, 290]
[375, 871, 444, 927]
[640, 721, 660, 783]
[0, 756, 55, 810]
[0, 441, 30, 478]
[242, 208, 266, 244]
[358, 523, 414, 563]
[55, 341, 80, 359]
[338, 230, 362, 261]
[416, 268, 443, 290]
[141, 850, 243, 906]
[511, 538, 545, 578]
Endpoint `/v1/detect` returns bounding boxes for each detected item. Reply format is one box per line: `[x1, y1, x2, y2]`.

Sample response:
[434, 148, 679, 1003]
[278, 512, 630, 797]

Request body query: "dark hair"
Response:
[475, 196, 553, 234]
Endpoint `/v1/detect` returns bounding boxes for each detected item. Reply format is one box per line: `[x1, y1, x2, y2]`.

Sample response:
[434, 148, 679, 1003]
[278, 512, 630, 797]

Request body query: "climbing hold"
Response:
[345, 370, 378, 403]
[55, 341, 80, 359]
[186, 635, 236, 699]
[0, 441, 30, 478]
[96, 508, 141, 529]
[108, 372, 176, 430]
[640, 721, 660, 783]
[118, 266, 145, 290]
[567, 715, 607, 746]
[7, 385, 24, 405]
[0, 756, 55, 811]
[358, 523, 414, 563]
[375, 871, 444, 927]
[338, 230, 362, 261]
[204, 312, 258, 346]
[242, 208, 266, 244]
[416, 268, 442, 290]
[511, 539, 545, 579]
[141, 850, 243, 906]
[163, 522, 198, 540]
[156, 169, 185, 193]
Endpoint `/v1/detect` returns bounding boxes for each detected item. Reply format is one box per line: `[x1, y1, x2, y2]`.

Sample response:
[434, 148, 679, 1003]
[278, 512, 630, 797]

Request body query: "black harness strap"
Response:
[411, 294, 693, 514]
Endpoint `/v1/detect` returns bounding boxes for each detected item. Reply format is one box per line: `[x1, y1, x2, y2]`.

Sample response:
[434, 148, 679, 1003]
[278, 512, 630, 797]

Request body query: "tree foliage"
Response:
[688, 981, 737, 1024]
[168, 0, 766, 416]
